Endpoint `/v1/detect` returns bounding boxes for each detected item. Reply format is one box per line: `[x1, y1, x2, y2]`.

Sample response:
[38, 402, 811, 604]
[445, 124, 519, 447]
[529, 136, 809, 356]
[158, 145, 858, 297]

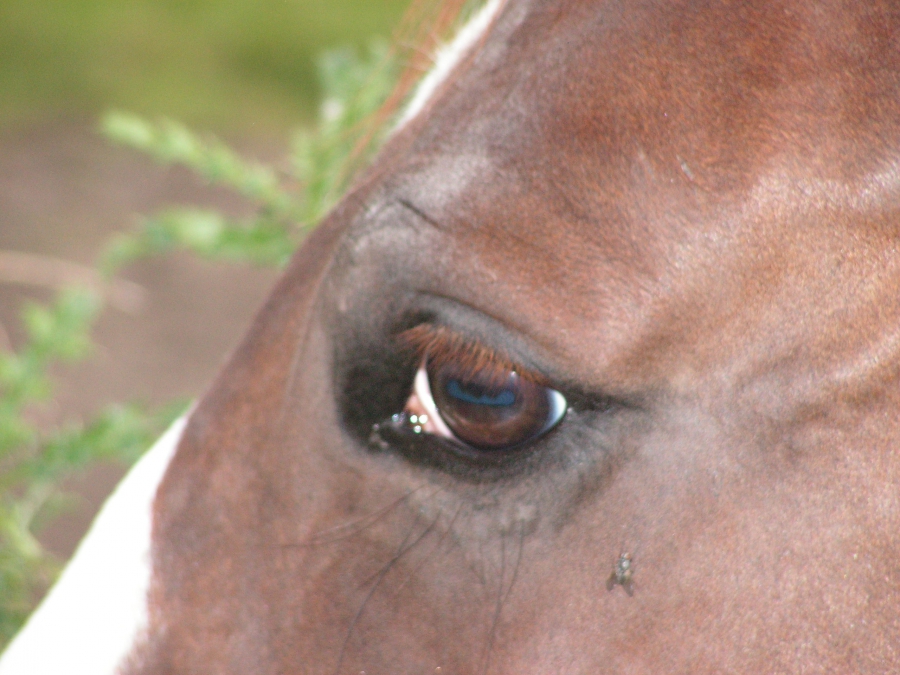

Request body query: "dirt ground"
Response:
[0, 119, 281, 560]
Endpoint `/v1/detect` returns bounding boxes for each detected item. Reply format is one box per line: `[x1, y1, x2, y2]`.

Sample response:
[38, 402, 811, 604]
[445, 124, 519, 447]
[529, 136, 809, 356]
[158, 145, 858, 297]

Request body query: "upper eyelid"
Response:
[392, 315, 639, 414]
[396, 324, 550, 386]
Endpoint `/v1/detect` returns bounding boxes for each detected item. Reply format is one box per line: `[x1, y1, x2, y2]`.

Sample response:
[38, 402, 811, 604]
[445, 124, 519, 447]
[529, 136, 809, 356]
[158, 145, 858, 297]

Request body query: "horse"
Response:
[3, 0, 900, 672]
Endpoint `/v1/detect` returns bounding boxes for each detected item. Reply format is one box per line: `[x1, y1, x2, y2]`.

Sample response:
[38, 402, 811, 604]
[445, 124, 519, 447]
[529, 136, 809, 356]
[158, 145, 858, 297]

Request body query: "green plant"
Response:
[0, 287, 184, 644]
[101, 41, 396, 272]
[0, 42, 397, 649]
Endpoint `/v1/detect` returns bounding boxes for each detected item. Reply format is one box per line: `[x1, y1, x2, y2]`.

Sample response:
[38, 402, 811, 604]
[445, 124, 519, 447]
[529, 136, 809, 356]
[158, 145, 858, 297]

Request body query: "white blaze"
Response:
[396, 0, 506, 129]
[0, 416, 187, 675]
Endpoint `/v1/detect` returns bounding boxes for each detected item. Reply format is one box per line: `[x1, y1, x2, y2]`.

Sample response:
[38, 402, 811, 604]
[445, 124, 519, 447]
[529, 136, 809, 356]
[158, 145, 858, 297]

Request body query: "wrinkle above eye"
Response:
[397, 198, 445, 232]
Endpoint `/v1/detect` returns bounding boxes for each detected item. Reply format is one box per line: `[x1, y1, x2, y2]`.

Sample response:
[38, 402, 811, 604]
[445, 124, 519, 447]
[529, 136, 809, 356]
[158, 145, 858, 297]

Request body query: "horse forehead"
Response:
[348, 0, 900, 385]
[397, 0, 900, 203]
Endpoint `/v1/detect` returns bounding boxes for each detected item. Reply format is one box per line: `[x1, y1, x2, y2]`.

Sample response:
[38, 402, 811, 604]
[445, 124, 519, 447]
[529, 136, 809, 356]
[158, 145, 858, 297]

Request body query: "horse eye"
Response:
[402, 357, 567, 451]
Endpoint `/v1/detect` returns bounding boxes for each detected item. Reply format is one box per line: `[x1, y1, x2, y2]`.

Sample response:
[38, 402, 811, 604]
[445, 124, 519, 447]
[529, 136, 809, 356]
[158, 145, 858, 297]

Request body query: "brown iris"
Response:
[399, 325, 567, 452]
[426, 357, 566, 451]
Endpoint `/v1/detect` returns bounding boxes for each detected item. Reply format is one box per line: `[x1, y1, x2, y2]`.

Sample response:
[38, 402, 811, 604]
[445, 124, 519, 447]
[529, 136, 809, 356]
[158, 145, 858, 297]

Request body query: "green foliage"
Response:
[102, 43, 397, 271]
[0, 41, 397, 649]
[0, 289, 185, 646]
[292, 41, 398, 225]
[102, 113, 292, 212]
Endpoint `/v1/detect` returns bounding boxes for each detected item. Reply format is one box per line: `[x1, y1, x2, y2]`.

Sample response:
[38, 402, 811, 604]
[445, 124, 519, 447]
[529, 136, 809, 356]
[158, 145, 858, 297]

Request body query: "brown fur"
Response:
[125, 0, 900, 673]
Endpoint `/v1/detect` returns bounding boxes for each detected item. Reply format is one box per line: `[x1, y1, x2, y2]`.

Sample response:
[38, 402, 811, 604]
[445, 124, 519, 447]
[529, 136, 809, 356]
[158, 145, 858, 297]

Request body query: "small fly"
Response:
[606, 552, 634, 596]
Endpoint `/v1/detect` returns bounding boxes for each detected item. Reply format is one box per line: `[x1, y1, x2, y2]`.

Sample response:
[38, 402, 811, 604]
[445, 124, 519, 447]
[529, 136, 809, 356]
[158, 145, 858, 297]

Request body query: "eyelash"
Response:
[397, 324, 532, 386]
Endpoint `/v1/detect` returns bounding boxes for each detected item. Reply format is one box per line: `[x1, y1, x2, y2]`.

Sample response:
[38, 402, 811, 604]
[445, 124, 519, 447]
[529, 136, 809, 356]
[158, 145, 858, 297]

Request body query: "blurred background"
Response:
[0, 0, 407, 562]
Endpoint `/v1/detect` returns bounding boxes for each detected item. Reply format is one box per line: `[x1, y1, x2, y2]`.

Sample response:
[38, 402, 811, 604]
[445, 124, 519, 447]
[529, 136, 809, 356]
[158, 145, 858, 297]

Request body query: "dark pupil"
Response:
[429, 360, 554, 451]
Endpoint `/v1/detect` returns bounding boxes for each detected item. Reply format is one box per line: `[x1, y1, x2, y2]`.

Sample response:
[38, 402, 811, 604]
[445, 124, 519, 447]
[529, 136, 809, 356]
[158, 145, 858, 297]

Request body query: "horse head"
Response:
[4, 0, 899, 672]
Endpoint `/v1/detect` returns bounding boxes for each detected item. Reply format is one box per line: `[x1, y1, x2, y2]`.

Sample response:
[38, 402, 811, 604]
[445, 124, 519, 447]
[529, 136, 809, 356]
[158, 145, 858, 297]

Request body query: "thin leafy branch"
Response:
[0, 288, 184, 645]
[102, 41, 397, 273]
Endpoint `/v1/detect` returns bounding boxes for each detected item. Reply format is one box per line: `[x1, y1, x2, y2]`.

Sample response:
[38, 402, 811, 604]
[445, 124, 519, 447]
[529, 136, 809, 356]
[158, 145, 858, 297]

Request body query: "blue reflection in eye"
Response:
[446, 379, 516, 407]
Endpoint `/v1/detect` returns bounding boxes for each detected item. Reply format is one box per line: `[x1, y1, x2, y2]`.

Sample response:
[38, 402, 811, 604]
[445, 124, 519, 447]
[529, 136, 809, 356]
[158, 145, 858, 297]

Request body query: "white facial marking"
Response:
[0, 416, 188, 675]
[395, 0, 506, 130]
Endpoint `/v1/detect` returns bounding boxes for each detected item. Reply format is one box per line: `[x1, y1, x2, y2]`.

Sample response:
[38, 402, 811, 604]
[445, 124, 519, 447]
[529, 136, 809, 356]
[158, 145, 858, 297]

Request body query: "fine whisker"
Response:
[333, 503, 443, 675]
[282, 485, 429, 549]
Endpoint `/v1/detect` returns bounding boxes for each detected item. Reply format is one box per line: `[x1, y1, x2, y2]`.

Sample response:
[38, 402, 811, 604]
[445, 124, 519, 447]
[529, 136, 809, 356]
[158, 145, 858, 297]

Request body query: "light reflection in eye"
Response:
[398, 362, 457, 439]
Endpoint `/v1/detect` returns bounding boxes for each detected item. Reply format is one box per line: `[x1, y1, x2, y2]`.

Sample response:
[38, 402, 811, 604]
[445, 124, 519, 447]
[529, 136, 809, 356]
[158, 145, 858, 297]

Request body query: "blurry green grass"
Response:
[0, 0, 408, 134]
